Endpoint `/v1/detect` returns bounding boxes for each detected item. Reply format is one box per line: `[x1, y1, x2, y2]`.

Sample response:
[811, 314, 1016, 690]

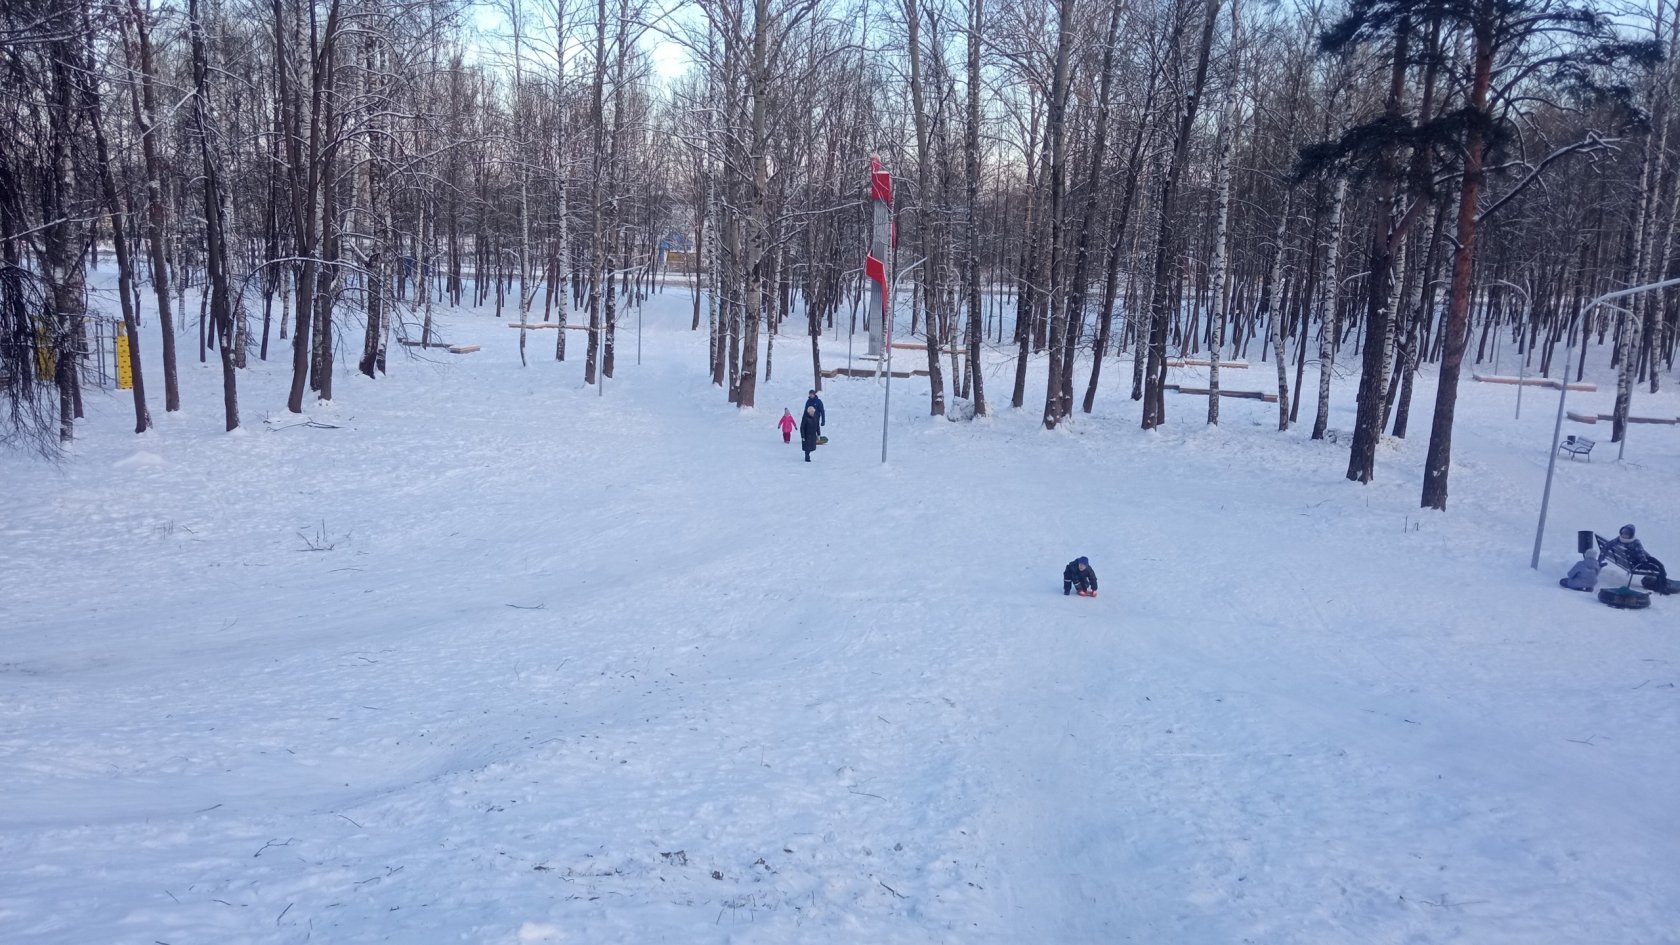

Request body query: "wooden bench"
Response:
[1164, 383, 1278, 402]
[1472, 373, 1597, 391]
[1558, 435, 1595, 461]
[889, 341, 968, 353]
[1565, 410, 1680, 425]
[821, 365, 930, 379]
[1167, 358, 1248, 369]
[1596, 533, 1666, 588]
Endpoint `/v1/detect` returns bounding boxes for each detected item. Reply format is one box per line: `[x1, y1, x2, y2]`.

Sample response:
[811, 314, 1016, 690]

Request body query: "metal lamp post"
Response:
[1496, 279, 1531, 419]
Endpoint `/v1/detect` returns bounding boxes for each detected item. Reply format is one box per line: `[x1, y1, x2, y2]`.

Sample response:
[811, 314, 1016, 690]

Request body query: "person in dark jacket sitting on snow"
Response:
[1603, 524, 1667, 585]
[1063, 557, 1097, 597]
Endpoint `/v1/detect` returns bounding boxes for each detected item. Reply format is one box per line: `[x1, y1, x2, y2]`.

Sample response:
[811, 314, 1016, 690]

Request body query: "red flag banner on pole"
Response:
[869, 157, 896, 462]
[866, 156, 893, 358]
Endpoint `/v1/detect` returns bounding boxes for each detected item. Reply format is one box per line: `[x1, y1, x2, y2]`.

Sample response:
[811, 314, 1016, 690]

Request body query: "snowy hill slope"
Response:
[2, 285, 1677, 944]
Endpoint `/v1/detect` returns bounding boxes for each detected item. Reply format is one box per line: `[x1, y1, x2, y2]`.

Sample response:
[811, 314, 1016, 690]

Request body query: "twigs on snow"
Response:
[265, 419, 342, 431]
[296, 521, 345, 552]
[253, 837, 295, 858]
[1418, 893, 1488, 908]
[353, 865, 405, 886]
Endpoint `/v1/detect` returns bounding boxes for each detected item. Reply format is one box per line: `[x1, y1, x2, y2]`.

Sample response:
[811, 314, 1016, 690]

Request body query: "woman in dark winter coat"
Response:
[1063, 557, 1097, 596]
[799, 405, 822, 462]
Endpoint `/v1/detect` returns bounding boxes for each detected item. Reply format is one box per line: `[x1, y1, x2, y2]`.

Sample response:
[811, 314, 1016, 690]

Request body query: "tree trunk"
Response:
[1205, 6, 1241, 425]
[1055, 0, 1125, 422]
[1346, 18, 1412, 483]
[584, 0, 607, 386]
[85, 2, 150, 432]
[282, 0, 338, 413]
[1421, 0, 1495, 510]
[905, 0, 946, 415]
[1391, 199, 1443, 438]
[42, 45, 81, 443]
[125, 0, 178, 412]
[1141, 0, 1222, 429]
[189, 0, 239, 430]
[358, 13, 389, 378]
[1039, 0, 1080, 428]
[1310, 178, 1348, 438]
[964, 0, 986, 416]
[734, 0, 773, 409]
[1265, 191, 1292, 430]
[1084, 72, 1159, 414]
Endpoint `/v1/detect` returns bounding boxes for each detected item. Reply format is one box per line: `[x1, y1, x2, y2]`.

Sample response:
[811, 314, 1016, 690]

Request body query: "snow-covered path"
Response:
[3, 294, 1677, 943]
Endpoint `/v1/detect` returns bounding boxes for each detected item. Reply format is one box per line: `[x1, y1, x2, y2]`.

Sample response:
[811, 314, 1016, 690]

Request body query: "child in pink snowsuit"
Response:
[777, 408, 797, 444]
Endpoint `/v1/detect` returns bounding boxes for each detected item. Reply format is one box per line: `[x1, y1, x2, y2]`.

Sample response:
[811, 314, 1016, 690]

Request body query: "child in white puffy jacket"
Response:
[1559, 552, 1600, 592]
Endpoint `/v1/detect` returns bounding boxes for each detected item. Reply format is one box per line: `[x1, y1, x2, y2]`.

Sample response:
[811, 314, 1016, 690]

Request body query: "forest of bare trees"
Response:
[2, 0, 1675, 509]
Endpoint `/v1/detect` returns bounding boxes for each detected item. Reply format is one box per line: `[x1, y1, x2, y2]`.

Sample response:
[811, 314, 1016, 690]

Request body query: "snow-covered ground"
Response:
[3, 280, 1677, 944]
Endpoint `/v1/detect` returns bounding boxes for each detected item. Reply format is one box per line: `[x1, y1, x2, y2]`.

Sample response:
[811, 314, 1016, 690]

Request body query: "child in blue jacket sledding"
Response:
[1063, 557, 1097, 597]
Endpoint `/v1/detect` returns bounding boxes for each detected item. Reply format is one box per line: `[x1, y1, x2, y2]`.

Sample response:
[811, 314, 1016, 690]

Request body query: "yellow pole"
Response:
[116, 330, 133, 390]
